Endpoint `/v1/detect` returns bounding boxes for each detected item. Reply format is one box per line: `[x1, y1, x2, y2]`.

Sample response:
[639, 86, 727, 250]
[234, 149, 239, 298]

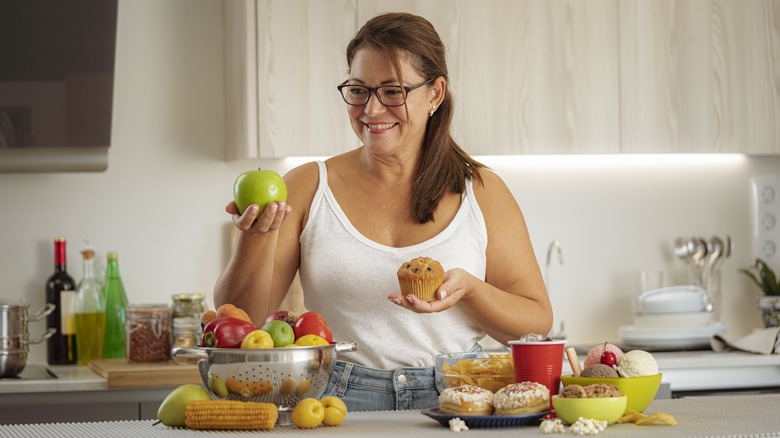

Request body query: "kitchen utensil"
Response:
[673, 237, 691, 260]
[87, 358, 201, 387]
[560, 373, 662, 413]
[173, 342, 358, 425]
[0, 301, 56, 377]
[552, 395, 627, 424]
[690, 237, 708, 287]
[704, 236, 724, 290]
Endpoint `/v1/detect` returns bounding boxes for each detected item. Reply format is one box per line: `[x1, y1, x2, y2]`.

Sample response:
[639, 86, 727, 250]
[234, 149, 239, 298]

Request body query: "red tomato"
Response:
[293, 312, 333, 344]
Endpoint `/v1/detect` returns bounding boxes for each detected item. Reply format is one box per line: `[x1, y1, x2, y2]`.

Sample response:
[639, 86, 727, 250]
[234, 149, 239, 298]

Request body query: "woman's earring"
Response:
[429, 106, 437, 117]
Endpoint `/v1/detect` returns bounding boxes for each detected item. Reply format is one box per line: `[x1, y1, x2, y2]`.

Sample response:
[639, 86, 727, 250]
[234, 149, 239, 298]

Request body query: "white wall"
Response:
[1, 1, 777, 365]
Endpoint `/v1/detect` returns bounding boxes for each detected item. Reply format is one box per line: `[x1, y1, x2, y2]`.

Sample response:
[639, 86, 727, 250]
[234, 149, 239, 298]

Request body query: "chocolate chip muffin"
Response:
[396, 257, 444, 301]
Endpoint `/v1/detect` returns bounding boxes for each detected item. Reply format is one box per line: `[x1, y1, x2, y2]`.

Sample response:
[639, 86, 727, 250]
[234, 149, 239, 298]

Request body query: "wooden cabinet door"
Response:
[357, 0, 621, 155]
[619, 0, 780, 154]
[254, 0, 358, 158]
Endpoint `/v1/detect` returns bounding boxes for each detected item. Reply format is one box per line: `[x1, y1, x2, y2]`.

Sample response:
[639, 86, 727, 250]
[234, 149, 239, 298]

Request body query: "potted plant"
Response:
[739, 259, 780, 328]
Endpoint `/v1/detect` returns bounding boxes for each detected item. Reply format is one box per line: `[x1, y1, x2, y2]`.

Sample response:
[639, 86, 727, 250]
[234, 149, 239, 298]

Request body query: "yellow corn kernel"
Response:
[184, 399, 278, 430]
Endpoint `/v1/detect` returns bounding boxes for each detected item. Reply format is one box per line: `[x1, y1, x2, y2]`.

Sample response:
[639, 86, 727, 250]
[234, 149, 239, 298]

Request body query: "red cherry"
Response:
[601, 351, 617, 367]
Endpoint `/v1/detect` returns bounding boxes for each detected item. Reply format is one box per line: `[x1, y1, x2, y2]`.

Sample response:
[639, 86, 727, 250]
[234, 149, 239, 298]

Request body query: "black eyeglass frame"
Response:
[336, 79, 434, 107]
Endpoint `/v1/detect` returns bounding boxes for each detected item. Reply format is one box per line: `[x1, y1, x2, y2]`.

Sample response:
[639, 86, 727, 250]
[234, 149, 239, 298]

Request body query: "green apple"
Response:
[261, 320, 295, 347]
[157, 384, 211, 427]
[233, 169, 287, 219]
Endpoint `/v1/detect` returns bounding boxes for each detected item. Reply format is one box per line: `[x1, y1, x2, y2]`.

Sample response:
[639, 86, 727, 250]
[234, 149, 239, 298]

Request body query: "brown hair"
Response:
[346, 12, 486, 224]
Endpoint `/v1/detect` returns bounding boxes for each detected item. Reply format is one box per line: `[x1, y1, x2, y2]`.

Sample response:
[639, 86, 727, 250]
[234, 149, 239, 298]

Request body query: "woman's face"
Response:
[345, 48, 438, 157]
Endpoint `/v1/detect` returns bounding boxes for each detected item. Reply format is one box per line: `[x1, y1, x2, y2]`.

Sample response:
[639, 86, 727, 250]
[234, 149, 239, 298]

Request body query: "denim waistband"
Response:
[332, 362, 436, 391]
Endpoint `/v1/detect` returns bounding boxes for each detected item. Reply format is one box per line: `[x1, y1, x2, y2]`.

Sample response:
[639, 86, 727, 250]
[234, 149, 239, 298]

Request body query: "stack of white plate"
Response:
[639, 285, 707, 313]
[621, 285, 723, 349]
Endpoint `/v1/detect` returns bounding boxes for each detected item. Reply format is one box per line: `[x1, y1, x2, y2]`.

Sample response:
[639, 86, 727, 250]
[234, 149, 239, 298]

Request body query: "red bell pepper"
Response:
[201, 317, 256, 348]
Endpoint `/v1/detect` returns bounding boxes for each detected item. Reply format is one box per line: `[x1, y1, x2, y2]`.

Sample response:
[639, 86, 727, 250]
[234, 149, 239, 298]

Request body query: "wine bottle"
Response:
[102, 251, 128, 358]
[46, 237, 78, 365]
[75, 245, 105, 365]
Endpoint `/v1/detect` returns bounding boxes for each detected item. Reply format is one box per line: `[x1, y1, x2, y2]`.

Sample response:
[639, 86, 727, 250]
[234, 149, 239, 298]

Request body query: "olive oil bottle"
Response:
[75, 245, 105, 365]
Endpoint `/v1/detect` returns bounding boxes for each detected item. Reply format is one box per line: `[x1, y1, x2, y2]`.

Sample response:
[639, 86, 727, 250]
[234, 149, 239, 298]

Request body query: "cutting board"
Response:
[88, 358, 202, 388]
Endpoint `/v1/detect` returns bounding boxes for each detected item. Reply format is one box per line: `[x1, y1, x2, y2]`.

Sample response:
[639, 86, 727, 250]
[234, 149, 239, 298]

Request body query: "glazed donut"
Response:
[439, 385, 495, 416]
[493, 382, 550, 416]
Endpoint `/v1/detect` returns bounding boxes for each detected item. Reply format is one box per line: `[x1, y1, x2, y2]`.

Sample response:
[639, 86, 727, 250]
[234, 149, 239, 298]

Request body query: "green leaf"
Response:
[742, 259, 780, 295]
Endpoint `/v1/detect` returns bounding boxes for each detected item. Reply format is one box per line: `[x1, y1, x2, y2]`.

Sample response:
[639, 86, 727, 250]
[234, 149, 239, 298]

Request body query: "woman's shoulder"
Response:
[471, 168, 522, 219]
[283, 161, 321, 206]
[284, 160, 320, 183]
[471, 168, 512, 200]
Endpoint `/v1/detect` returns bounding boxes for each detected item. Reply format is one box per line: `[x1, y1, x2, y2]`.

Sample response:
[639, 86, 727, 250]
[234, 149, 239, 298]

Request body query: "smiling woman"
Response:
[214, 11, 552, 412]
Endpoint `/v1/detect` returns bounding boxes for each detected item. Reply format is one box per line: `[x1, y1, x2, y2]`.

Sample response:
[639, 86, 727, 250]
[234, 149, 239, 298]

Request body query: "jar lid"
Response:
[127, 304, 170, 314]
[171, 293, 206, 301]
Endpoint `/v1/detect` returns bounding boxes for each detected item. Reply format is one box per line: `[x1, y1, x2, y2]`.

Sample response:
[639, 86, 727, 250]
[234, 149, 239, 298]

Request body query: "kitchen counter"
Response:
[1, 394, 779, 437]
[0, 364, 199, 424]
[2, 350, 779, 424]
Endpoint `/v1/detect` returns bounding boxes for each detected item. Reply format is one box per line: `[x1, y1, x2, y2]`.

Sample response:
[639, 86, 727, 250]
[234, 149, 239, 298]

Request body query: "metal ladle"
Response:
[689, 237, 708, 288]
[705, 236, 724, 289]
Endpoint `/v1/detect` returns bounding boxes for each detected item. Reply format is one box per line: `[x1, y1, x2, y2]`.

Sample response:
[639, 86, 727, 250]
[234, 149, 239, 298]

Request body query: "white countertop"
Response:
[0, 364, 107, 394]
[2, 394, 780, 437]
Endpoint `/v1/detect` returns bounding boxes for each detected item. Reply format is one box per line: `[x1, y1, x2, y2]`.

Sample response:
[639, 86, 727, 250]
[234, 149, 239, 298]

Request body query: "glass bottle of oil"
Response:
[75, 245, 105, 365]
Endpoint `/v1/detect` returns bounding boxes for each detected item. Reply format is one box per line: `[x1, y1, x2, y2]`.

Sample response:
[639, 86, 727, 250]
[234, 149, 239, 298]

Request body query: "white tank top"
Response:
[299, 161, 488, 369]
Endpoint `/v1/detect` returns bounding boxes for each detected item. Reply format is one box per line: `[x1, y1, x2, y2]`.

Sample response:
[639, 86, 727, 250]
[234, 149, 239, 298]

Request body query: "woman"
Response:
[214, 12, 552, 411]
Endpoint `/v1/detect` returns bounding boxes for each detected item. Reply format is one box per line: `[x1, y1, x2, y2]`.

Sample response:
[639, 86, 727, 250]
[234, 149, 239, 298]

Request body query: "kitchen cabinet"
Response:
[224, 0, 359, 160]
[619, 0, 780, 154]
[224, 0, 779, 158]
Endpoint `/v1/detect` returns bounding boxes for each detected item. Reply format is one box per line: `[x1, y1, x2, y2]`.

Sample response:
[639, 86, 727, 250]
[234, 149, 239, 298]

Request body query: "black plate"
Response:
[421, 408, 551, 428]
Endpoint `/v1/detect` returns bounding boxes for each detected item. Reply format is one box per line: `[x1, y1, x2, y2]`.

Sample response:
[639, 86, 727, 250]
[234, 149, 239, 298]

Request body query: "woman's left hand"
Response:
[387, 268, 474, 313]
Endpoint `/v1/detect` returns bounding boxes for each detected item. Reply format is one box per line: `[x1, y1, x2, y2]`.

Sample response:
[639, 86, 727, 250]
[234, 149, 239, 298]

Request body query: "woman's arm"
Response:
[213, 162, 319, 324]
[389, 170, 553, 343]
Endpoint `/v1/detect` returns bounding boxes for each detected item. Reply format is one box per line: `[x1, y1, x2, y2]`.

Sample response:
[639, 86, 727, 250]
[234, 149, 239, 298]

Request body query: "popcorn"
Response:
[448, 417, 469, 432]
[570, 417, 607, 436]
[540, 418, 566, 434]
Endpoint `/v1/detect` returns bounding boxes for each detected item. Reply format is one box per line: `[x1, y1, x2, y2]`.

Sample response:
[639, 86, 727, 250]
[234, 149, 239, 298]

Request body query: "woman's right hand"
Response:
[227, 200, 292, 235]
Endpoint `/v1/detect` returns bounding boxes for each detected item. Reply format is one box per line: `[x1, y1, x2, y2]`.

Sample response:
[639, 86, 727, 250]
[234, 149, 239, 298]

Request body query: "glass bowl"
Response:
[434, 350, 515, 393]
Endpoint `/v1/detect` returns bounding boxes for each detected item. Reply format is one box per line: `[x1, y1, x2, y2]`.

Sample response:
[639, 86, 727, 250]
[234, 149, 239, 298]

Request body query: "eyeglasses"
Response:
[337, 80, 433, 107]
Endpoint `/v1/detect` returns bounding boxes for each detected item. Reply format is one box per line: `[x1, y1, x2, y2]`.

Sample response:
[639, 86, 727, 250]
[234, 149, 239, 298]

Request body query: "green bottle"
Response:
[102, 251, 128, 358]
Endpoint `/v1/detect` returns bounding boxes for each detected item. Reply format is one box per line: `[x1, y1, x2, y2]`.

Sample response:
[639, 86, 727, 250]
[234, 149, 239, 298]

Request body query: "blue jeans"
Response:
[322, 361, 439, 411]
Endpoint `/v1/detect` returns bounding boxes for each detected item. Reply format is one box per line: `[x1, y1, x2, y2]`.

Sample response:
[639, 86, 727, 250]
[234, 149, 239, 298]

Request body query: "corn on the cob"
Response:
[185, 399, 278, 430]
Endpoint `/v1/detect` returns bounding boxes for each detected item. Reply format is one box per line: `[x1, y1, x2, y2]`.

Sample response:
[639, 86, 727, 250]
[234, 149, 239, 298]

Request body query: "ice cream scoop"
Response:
[584, 343, 624, 368]
[580, 363, 620, 378]
[616, 350, 658, 377]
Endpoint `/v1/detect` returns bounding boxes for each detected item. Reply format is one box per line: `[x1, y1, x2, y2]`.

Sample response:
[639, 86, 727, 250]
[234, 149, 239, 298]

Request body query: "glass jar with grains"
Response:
[125, 304, 171, 363]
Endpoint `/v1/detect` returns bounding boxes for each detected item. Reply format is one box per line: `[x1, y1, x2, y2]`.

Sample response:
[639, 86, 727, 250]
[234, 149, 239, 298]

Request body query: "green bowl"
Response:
[559, 373, 662, 413]
[552, 395, 627, 425]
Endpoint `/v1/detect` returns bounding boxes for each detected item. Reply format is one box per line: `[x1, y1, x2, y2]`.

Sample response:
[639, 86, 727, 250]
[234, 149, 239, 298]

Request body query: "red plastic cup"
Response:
[508, 340, 567, 399]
